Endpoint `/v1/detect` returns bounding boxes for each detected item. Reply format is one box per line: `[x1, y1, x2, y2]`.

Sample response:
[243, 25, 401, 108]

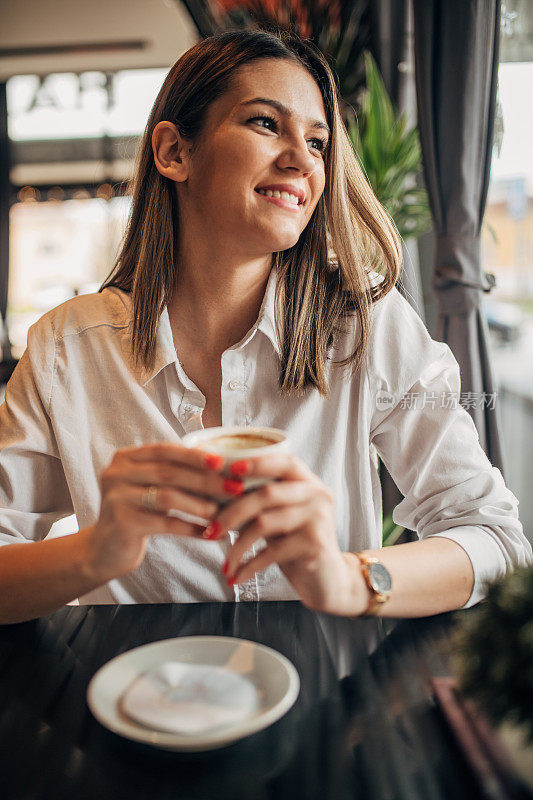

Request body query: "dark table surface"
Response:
[0, 602, 505, 800]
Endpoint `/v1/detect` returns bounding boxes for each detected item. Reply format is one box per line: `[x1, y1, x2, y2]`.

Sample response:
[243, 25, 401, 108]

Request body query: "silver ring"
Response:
[141, 485, 158, 512]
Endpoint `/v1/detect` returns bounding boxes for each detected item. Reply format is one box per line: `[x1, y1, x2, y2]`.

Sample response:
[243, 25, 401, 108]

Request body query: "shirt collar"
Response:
[103, 288, 178, 388]
[136, 304, 178, 387]
[135, 266, 280, 387]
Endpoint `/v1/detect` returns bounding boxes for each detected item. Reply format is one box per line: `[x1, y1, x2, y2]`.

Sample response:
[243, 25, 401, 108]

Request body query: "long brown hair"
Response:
[100, 28, 402, 397]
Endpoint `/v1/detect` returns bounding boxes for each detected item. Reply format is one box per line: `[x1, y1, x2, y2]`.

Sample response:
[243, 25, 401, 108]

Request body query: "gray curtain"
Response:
[412, 0, 504, 472]
[370, 0, 425, 322]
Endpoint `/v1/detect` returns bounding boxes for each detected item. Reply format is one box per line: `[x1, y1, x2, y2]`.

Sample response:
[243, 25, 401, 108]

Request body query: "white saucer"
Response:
[87, 636, 300, 751]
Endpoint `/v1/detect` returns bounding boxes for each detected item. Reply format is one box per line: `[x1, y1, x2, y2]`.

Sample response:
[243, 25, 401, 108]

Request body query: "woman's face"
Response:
[178, 58, 330, 256]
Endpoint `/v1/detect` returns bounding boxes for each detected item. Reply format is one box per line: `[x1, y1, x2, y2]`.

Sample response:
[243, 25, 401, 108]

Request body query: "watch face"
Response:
[368, 563, 392, 594]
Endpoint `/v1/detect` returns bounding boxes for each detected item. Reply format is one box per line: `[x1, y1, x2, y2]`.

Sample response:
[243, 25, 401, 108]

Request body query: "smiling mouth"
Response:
[254, 188, 302, 211]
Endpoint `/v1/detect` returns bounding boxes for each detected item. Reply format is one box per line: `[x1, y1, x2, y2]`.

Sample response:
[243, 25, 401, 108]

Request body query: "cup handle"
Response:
[168, 508, 241, 539]
[167, 508, 210, 527]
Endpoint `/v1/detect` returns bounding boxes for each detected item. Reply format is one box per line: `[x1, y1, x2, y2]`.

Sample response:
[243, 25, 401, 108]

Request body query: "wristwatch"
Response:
[354, 553, 392, 616]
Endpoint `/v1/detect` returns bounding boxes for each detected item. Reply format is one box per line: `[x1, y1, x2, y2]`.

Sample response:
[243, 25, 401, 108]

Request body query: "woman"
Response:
[0, 29, 530, 625]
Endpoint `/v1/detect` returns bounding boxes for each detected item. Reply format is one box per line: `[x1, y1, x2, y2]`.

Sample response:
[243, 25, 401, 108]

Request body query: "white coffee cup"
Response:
[181, 425, 290, 503]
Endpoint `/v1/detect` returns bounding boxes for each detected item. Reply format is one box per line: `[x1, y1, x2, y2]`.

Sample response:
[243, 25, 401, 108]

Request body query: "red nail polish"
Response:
[205, 453, 224, 471]
[223, 479, 244, 496]
[226, 576, 237, 586]
[230, 460, 250, 477]
[221, 560, 229, 576]
[202, 520, 222, 540]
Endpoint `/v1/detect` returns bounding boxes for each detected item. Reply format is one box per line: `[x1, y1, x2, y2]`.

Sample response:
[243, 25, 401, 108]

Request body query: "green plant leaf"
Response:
[453, 566, 533, 744]
[347, 50, 432, 242]
[382, 512, 405, 547]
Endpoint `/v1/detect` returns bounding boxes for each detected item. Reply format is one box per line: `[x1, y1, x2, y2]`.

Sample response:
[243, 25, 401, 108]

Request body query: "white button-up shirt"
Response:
[0, 268, 531, 607]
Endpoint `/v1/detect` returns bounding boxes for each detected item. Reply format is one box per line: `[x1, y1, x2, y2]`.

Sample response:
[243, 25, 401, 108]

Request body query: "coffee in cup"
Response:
[181, 426, 290, 502]
[197, 432, 278, 452]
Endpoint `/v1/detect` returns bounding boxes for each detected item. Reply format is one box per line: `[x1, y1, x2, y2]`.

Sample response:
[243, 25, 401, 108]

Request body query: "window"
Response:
[6, 68, 167, 357]
[8, 195, 131, 357]
[8, 69, 168, 141]
[482, 5, 533, 536]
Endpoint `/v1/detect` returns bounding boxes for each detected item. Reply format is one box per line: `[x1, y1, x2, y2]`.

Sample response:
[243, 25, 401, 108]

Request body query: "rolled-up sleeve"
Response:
[0, 315, 73, 545]
[368, 288, 532, 608]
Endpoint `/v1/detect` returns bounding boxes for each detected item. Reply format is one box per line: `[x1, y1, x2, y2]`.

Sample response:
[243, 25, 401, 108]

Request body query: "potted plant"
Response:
[346, 51, 431, 242]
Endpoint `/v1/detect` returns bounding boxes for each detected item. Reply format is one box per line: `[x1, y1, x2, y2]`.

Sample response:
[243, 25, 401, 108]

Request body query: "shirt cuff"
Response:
[425, 526, 508, 609]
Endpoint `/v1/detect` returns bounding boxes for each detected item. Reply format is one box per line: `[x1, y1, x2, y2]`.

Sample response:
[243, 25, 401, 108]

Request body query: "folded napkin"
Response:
[120, 661, 260, 735]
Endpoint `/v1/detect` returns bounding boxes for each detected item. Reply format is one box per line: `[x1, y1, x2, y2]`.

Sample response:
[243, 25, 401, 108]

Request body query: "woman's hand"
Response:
[205, 453, 368, 615]
[87, 443, 229, 584]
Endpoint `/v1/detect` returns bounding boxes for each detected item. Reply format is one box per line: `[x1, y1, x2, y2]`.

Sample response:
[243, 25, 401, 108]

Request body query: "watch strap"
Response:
[354, 553, 391, 616]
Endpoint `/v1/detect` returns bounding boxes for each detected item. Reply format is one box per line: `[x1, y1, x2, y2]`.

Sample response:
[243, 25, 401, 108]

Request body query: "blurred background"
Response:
[0, 0, 531, 540]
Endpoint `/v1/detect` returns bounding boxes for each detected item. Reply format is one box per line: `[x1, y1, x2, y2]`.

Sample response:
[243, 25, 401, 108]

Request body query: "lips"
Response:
[254, 184, 306, 204]
[255, 190, 301, 212]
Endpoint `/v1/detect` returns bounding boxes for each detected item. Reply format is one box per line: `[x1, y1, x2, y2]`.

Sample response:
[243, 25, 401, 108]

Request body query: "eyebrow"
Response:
[240, 97, 330, 136]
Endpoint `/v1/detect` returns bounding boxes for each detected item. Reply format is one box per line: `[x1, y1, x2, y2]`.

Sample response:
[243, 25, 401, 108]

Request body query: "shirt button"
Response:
[180, 404, 199, 418]
[228, 379, 246, 391]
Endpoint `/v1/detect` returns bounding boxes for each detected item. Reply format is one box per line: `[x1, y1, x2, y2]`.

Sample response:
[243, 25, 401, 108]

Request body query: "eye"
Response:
[248, 113, 329, 155]
[309, 137, 329, 155]
[248, 114, 278, 131]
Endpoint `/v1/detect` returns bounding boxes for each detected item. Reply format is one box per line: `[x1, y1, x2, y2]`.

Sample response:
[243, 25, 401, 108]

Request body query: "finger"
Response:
[224, 505, 307, 574]
[229, 453, 313, 482]
[116, 443, 226, 472]
[227, 532, 311, 585]
[207, 480, 315, 540]
[105, 490, 206, 538]
[103, 460, 230, 506]
[119, 483, 221, 524]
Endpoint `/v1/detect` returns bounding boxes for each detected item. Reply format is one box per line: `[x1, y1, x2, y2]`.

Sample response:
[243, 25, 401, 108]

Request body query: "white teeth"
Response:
[257, 188, 300, 205]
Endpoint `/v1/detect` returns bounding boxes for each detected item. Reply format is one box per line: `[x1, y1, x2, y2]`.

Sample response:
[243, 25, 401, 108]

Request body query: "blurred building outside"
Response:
[481, 57, 533, 537]
[6, 67, 168, 358]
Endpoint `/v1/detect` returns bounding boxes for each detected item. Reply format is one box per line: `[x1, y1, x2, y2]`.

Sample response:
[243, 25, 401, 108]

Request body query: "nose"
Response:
[276, 135, 317, 176]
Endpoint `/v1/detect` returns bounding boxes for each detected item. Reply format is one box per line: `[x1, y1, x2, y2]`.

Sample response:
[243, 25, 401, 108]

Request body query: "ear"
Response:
[152, 121, 192, 182]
